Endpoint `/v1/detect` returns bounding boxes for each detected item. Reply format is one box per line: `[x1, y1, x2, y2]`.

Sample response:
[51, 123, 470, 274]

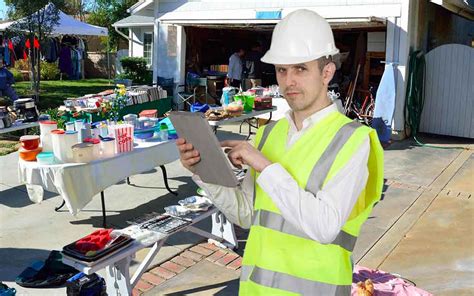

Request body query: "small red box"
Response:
[139, 109, 158, 118]
[254, 96, 273, 110]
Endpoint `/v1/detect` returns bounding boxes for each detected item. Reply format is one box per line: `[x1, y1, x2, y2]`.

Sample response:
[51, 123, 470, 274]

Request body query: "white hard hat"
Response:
[261, 9, 339, 65]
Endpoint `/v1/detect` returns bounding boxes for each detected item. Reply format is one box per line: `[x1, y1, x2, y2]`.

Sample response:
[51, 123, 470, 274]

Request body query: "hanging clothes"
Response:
[25, 37, 40, 49]
[40, 37, 59, 63]
[25, 37, 41, 61]
[71, 48, 78, 79]
[7, 40, 14, 66]
[59, 46, 73, 77]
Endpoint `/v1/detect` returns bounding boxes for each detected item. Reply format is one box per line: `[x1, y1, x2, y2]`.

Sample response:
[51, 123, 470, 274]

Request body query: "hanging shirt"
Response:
[4, 45, 10, 66]
[25, 37, 40, 49]
[59, 46, 72, 76]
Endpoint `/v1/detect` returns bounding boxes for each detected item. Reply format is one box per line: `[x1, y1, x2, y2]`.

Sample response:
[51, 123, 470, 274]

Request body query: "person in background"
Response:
[0, 59, 19, 102]
[227, 48, 245, 88]
[177, 9, 384, 295]
[243, 42, 263, 90]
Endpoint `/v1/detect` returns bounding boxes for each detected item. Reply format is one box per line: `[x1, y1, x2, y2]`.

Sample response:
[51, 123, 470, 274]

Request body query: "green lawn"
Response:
[14, 79, 113, 111]
[0, 139, 20, 156]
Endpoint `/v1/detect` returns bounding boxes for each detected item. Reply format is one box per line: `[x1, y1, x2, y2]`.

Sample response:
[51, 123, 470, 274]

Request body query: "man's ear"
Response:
[322, 62, 336, 86]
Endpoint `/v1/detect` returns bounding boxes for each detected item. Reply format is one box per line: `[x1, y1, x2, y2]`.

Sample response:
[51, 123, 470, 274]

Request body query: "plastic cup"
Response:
[244, 95, 255, 112]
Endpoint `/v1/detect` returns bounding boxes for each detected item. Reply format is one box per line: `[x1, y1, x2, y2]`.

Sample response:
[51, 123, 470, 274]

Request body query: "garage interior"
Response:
[181, 19, 387, 114]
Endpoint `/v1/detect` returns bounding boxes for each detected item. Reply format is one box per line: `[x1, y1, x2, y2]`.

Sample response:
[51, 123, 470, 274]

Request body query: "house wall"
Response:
[158, 0, 402, 12]
[129, 27, 154, 58]
[416, 1, 474, 52]
[150, 0, 420, 134]
[152, 0, 404, 80]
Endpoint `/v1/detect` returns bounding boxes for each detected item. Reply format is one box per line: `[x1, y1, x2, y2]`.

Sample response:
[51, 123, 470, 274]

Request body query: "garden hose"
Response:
[404, 50, 467, 150]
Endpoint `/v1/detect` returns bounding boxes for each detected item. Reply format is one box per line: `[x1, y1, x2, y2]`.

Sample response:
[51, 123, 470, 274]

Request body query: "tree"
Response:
[5, 0, 66, 100]
[63, 0, 87, 21]
[87, 0, 138, 52]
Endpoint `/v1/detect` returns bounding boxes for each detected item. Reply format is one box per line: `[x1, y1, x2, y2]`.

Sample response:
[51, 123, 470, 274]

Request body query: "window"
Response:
[143, 32, 153, 66]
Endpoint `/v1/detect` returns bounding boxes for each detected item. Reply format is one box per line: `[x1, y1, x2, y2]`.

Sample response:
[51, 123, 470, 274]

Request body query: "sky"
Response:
[0, 0, 7, 20]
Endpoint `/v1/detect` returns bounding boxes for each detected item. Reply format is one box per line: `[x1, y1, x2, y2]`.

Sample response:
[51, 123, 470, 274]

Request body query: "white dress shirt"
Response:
[193, 104, 370, 244]
[227, 53, 243, 81]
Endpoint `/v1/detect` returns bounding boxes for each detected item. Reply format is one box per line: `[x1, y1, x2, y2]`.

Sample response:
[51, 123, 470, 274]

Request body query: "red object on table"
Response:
[20, 135, 40, 150]
[19, 147, 42, 161]
[254, 96, 273, 110]
[139, 109, 158, 118]
[75, 229, 113, 253]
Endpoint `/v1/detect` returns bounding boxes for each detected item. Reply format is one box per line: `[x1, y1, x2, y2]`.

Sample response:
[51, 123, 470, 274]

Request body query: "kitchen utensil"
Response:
[19, 135, 40, 150]
[19, 147, 42, 161]
[39, 120, 57, 152]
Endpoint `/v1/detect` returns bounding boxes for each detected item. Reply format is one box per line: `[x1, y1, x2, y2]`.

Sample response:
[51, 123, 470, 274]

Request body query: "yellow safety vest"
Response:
[239, 111, 384, 295]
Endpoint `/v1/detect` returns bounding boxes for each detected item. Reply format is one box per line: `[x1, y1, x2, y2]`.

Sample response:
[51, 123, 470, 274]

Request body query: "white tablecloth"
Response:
[18, 139, 179, 215]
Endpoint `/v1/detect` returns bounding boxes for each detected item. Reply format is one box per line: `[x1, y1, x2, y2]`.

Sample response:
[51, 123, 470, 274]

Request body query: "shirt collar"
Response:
[285, 103, 338, 132]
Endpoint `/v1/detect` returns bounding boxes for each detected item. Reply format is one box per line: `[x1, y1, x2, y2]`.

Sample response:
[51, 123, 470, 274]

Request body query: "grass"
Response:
[0, 139, 20, 156]
[0, 79, 113, 156]
[13, 78, 113, 111]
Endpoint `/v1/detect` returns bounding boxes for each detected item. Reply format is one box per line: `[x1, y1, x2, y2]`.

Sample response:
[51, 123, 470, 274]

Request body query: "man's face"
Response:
[275, 60, 331, 113]
[238, 49, 245, 57]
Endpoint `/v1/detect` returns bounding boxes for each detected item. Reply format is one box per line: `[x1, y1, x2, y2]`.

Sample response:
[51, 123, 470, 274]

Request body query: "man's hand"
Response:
[221, 140, 272, 173]
[176, 138, 200, 173]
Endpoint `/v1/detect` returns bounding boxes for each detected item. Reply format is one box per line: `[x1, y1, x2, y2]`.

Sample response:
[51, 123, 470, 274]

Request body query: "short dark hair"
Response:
[317, 56, 333, 72]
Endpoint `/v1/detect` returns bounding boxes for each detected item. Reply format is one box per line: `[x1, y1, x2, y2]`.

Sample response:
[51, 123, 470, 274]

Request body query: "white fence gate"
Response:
[420, 44, 474, 138]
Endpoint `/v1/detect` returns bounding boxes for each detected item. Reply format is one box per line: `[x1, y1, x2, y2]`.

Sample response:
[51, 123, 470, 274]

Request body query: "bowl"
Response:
[20, 135, 40, 150]
[19, 147, 42, 161]
[134, 127, 155, 140]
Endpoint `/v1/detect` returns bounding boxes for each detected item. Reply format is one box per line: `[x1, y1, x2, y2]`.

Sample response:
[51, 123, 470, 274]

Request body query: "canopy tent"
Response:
[1, 3, 111, 82]
[0, 21, 14, 31]
[0, 3, 108, 36]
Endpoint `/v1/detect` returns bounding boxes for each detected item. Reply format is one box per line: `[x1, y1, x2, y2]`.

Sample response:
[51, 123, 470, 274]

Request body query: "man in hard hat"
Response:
[177, 9, 383, 295]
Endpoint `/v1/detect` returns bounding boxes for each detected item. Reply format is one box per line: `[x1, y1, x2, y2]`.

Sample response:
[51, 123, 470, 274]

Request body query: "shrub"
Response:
[44, 108, 66, 129]
[14, 59, 29, 71]
[40, 61, 60, 80]
[120, 57, 150, 84]
[10, 68, 23, 82]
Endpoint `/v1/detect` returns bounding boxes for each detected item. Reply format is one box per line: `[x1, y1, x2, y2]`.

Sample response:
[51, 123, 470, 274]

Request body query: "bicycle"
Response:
[344, 86, 375, 126]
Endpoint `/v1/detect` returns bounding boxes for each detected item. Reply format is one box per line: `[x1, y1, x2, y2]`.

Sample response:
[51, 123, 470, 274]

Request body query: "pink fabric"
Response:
[352, 265, 433, 296]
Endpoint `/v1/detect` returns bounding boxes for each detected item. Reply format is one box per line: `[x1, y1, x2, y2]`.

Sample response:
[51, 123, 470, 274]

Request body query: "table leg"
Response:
[266, 112, 273, 124]
[55, 200, 66, 212]
[101, 191, 107, 228]
[160, 165, 178, 196]
[105, 255, 132, 296]
[131, 239, 166, 287]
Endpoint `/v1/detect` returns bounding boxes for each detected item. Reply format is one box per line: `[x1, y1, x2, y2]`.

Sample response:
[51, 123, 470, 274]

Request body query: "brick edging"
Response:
[133, 241, 241, 296]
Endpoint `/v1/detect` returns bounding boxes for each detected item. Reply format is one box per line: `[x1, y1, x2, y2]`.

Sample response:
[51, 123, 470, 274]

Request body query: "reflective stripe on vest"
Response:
[257, 120, 278, 151]
[241, 265, 351, 296]
[306, 121, 361, 191]
[253, 209, 357, 252]
[253, 120, 361, 251]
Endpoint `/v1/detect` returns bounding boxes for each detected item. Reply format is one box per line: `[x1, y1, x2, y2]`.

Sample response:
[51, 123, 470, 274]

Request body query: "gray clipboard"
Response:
[168, 111, 239, 187]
